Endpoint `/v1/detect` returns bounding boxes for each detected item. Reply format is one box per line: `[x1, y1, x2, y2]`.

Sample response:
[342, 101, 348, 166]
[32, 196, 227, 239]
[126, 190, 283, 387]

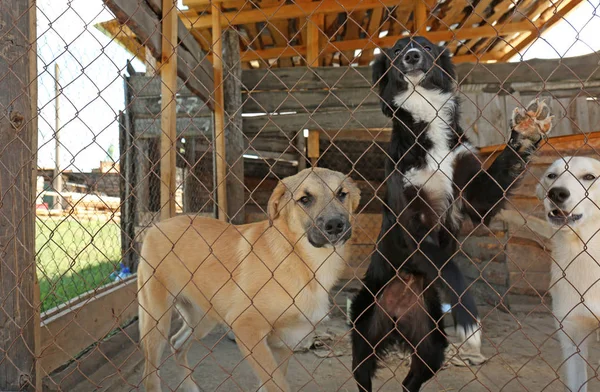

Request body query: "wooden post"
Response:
[0, 0, 36, 389]
[222, 29, 245, 224]
[30, 0, 41, 388]
[306, 14, 322, 167]
[145, 46, 158, 76]
[53, 64, 63, 210]
[414, 1, 427, 35]
[183, 137, 204, 214]
[306, 13, 323, 67]
[212, 1, 228, 221]
[160, 0, 178, 221]
[307, 130, 320, 167]
[296, 131, 307, 172]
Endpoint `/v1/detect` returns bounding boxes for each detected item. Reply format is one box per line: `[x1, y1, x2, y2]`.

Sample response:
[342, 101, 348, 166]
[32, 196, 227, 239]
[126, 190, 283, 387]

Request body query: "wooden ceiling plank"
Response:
[323, 13, 341, 66]
[341, 11, 366, 65]
[438, 0, 468, 29]
[490, 0, 576, 60]
[192, 28, 212, 51]
[268, 20, 293, 67]
[499, 0, 586, 62]
[184, 0, 418, 29]
[96, 20, 148, 63]
[461, 0, 494, 28]
[455, 0, 494, 56]
[237, 20, 536, 61]
[414, 0, 428, 35]
[359, 7, 384, 65]
[456, 0, 518, 56]
[306, 13, 324, 66]
[510, 0, 539, 22]
[387, 6, 401, 35]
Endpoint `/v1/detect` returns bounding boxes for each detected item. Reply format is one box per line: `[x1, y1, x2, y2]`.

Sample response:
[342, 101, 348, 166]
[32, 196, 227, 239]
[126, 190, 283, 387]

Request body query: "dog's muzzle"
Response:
[308, 216, 352, 248]
[402, 48, 423, 71]
[548, 186, 570, 205]
[546, 186, 583, 225]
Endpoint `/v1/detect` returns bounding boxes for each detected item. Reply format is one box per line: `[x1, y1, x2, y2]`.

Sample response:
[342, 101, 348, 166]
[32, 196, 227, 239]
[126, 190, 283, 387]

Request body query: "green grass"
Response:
[36, 217, 122, 312]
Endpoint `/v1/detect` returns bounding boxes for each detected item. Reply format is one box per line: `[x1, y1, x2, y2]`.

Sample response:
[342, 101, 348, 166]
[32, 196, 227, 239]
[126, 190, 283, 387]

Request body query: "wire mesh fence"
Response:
[1, 0, 600, 390]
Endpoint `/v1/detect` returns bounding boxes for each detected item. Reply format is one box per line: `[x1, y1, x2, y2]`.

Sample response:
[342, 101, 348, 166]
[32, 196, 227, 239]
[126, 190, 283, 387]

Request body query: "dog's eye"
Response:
[423, 45, 432, 51]
[547, 173, 557, 179]
[394, 49, 402, 57]
[337, 190, 348, 200]
[583, 174, 596, 181]
[298, 195, 311, 205]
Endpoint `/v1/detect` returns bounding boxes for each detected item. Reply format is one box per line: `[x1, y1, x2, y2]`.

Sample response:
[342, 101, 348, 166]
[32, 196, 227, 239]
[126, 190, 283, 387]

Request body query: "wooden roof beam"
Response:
[413, 0, 428, 35]
[358, 8, 384, 65]
[499, 0, 586, 62]
[306, 13, 324, 67]
[95, 20, 148, 63]
[181, 0, 412, 29]
[236, 20, 538, 61]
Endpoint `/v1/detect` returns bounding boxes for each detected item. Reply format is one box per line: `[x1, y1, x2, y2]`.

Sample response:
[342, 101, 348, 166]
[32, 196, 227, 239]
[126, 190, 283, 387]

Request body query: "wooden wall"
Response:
[236, 54, 600, 303]
[122, 53, 600, 301]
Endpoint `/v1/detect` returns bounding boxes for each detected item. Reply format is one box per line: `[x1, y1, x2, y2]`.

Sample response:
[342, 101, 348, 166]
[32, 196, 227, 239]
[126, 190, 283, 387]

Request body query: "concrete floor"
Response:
[101, 303, 600, 392]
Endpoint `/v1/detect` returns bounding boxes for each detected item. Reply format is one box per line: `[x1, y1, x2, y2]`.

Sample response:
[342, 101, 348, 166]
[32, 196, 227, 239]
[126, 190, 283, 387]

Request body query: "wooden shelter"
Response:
[100, 0, 584, 69]
[100, 0, 600, 303]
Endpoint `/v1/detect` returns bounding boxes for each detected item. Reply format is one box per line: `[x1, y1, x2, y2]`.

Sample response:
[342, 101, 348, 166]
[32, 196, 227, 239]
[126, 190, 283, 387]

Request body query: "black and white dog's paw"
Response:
[456, 319, 482, 351]
[511, 98, 554, 141]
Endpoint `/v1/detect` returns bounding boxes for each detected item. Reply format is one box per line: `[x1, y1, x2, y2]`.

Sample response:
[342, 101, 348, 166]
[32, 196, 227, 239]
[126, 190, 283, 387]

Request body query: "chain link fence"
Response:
[1, 0, 600, 390]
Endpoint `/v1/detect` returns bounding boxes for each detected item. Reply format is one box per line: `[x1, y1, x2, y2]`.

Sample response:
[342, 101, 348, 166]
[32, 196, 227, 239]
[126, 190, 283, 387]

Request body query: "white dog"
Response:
[537, 156, 600, 392]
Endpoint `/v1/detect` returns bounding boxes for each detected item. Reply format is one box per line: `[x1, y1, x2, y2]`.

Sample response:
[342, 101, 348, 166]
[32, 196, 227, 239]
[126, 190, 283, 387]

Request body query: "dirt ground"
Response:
[92, 298, 600, 392]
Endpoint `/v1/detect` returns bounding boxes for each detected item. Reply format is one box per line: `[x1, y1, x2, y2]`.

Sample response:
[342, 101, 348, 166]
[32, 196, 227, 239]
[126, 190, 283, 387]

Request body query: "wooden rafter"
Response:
[341, 11, 366, 65]
[414, 0, 428, 35]
[95, 20, 148, 63]
[457, 0, 519, 57]
[499, 0, 586, 61]
[103, 0, 584, 69]
[268, 20, 292, 67]
[358, 7, 384, 65]
[235, 20, 539, 62]
[181, 0, 414, 29]
[306, 13, 323, 67]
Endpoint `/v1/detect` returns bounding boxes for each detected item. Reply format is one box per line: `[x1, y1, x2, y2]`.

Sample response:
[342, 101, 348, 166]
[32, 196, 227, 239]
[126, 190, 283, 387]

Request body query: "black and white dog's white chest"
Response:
[393, 79, 472, 224]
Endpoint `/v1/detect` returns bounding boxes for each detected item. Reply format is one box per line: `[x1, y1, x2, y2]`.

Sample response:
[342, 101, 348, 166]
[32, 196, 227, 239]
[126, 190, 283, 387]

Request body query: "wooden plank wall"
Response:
[124, 53, 600, 301]
[237, 55, 600, 302]
[241, 53, 600, 155]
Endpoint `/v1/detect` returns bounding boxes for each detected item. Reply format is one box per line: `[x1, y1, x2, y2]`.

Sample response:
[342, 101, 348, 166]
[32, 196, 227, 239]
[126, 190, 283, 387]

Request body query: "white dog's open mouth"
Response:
[548, 209, 583, 225]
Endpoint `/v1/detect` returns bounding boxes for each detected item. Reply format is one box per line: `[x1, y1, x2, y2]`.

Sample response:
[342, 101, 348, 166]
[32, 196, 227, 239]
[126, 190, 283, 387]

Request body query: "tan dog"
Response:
[138, 168, 360, 392]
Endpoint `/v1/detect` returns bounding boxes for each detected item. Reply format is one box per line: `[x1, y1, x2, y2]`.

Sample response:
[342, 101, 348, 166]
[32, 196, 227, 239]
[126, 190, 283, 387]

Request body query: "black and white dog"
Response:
[350, 36, 553, 392]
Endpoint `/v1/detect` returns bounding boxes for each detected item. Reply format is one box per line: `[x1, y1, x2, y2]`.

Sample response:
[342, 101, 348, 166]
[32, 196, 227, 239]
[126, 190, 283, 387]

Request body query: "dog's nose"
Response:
[403, 49, 421, 65]
[324, 218, 345, 236]
[548, 187, 570, 204]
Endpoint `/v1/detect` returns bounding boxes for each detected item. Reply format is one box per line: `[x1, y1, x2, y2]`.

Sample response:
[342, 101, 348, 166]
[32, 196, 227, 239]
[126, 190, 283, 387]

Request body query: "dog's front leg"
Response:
[270, 345, 293, 380]
[459, 99, 553, 223]
[558, 323, 591, 392]
[233, 318, 290, 392]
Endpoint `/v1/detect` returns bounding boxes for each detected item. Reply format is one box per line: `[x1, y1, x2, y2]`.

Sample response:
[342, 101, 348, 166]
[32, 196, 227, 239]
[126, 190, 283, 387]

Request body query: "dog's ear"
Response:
[345, 177, 361, 213]
[268, 181, 287, 221]
[372, 50, 390, 87]
[372, 50, 395, 118]
[434, 47, 456, 90]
